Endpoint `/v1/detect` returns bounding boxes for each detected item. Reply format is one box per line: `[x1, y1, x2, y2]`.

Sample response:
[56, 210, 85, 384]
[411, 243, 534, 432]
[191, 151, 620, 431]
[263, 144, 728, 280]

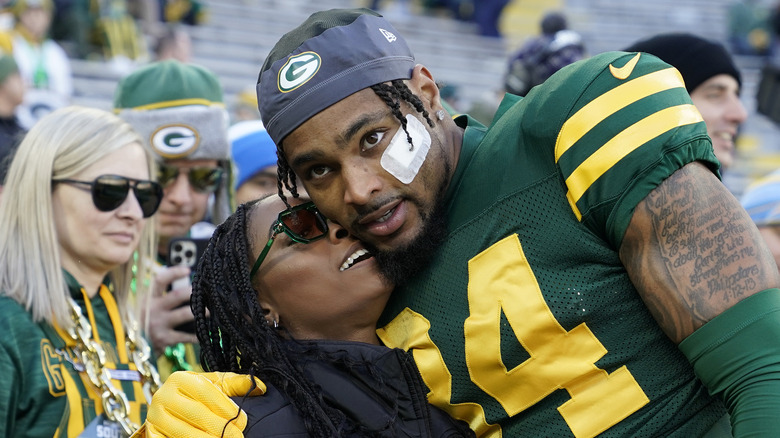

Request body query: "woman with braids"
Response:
[136, 195, 474, 437]
[0, 106, 163, 437]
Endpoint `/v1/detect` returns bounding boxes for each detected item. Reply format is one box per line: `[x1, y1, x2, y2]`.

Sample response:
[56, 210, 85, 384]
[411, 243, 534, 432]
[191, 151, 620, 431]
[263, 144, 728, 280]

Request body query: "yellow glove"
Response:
[139, 371, 266, 438]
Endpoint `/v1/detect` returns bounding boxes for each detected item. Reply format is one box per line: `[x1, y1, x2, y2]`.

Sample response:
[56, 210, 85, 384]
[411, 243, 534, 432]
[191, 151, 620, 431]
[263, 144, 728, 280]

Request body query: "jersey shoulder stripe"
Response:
[554, 65, 687, 162]
[522, 51, 716, 247]
[564, 103, 702, 218]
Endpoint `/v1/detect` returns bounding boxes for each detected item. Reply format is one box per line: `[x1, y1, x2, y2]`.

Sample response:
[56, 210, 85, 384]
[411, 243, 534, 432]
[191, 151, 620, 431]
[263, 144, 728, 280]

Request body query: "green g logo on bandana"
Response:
[151, 124, 200, 158]
[278, 52, 321, 93]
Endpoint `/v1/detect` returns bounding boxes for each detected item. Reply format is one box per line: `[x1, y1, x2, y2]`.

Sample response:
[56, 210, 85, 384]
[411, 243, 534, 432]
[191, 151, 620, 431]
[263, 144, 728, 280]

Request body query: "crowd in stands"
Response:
[0, 1, 778, 436]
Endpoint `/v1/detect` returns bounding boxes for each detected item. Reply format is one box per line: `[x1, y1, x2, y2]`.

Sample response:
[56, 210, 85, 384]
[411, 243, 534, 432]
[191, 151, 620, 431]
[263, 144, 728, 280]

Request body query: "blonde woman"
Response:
[0, 106, 162, 437]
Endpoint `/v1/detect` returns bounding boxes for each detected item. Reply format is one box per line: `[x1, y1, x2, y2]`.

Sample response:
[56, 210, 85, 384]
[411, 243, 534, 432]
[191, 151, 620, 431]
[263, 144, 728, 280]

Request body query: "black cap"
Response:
[623, 33, 741, 93]
[256, 8, 415, 144]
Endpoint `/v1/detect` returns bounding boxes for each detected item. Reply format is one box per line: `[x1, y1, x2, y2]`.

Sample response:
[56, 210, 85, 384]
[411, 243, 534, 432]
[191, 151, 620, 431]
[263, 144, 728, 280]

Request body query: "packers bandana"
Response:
[257, 8, 415, 144]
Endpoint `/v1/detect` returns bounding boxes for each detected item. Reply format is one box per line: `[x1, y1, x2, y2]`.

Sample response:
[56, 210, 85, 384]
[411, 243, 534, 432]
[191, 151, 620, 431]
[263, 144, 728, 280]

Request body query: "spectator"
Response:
[228, 120, 279, 204]
[8, 0, 72, 129]
[161, 0, 206, 26]
[0, 105, 162, 436]
[96, 0, 149, 71]
[135, 196, 475, 437]
[624, 33, 748, 172]
[153, 24, 192, 62]
[728, 0, 772, 56]
[504, 11, 586, 96]
[742, 169, 780, 269]
[421, 0, 508, 37]
[149, 8, 780, 436]
[0, 52, 25, 189]
[114, 59, 233, 380]
[472, 0, 509, 38]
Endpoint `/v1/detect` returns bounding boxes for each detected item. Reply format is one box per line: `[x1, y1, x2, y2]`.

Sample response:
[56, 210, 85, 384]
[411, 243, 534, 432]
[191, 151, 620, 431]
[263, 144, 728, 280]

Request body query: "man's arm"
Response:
[620, 161, 780, 436]
[619, 161, 780, 343]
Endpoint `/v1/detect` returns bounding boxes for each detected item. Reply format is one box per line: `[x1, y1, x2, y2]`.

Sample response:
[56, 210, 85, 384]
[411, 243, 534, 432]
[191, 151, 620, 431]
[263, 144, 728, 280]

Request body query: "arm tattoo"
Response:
[620, 162, 780, 343]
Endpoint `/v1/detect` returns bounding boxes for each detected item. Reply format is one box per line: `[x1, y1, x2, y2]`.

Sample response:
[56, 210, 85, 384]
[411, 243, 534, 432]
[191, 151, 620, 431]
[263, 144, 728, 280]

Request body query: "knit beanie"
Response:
[741, 169, 780, 226]
[623, 33, 742, 93]
[257, 8, 415, 144]
[0, 54, 18, 84]
[114, 59, 233, 224]
[228, 120, 277, 190]
[623, 33, 741, 93]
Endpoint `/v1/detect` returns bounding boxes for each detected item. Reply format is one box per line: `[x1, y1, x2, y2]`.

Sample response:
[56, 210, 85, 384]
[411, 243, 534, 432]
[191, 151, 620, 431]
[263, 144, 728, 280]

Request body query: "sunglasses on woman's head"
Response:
[157, 163, 223, 193]
[53, 174, 164, 218]
[250, 201, 329, 278]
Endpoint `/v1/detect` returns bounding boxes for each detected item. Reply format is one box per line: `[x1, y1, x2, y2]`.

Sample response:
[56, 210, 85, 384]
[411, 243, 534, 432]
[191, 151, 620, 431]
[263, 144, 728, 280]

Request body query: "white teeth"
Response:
[340, 249, 370, 271]
[375, 209, 393, 223]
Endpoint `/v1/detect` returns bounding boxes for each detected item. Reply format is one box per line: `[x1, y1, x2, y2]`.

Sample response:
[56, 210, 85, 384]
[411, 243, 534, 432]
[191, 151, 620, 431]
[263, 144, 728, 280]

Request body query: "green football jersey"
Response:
[377, 51, 725, 437]
[0, 274, 148, 437]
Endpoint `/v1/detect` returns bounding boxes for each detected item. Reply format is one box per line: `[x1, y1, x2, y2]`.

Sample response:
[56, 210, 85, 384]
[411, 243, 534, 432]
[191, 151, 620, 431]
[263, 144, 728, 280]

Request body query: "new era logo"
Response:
[379, 28, 397, 43]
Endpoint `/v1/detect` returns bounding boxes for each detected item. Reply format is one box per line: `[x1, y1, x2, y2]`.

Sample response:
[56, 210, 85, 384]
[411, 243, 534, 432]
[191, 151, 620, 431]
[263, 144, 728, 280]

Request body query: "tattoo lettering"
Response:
[621, 163, 775, 342]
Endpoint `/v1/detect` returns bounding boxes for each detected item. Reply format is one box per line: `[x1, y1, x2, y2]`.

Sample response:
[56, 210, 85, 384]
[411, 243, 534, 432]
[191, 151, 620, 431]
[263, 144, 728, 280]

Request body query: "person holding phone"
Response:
[113, 59, 233, 380]
[0, 106, 162, 437]
[136, 196, 474, 437]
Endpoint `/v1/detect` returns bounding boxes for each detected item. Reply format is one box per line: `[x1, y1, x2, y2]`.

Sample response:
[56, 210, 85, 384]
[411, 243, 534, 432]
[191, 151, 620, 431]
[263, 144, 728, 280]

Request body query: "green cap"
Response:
[114, 59, 223, 110]
[113, 59, 229, 162]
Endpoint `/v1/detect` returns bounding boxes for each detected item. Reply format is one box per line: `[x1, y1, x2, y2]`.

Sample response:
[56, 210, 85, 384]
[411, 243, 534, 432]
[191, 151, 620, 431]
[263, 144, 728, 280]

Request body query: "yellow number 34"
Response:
[378, 234, 649, 438]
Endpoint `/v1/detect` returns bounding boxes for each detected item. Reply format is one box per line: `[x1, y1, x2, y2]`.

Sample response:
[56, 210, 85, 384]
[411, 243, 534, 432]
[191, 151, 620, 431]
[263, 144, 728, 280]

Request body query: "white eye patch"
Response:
[380, 114, 431, 184]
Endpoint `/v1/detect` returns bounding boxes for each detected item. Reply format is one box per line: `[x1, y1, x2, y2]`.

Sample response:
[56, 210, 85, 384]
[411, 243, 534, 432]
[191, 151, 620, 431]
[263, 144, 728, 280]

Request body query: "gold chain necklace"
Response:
[64, 297, 161, 436]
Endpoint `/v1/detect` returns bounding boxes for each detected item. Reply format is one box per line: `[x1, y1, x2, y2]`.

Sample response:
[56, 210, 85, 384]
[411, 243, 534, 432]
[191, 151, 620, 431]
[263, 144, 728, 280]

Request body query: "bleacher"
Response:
[191, 0, 508, 111]
[70, 0, 509, 113]
[68, 0, 780, 195]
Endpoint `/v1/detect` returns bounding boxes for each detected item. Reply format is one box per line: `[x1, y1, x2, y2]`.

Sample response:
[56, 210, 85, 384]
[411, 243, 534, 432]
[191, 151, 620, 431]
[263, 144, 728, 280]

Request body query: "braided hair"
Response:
[276, 81, 435, 208]
[193, 200, 387, 437]
[193, 201, 336, 435]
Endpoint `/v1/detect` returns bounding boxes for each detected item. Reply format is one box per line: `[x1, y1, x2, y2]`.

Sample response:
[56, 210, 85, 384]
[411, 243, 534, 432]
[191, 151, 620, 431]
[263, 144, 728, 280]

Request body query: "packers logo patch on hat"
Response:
[151, 124, 200, 158]
[278, 52, 321, 93]
[258, 9, 415, 144]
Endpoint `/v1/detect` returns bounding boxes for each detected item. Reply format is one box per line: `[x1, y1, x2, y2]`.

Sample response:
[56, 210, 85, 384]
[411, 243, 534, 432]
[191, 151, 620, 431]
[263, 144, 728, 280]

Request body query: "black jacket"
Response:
[234, 340, 475, 437]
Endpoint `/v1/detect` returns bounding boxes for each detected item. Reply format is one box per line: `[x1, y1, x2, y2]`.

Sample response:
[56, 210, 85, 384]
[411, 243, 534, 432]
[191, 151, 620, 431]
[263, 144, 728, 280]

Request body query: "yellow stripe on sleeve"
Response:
[555, 68, 685, 161]
[565, 104, 703, 219]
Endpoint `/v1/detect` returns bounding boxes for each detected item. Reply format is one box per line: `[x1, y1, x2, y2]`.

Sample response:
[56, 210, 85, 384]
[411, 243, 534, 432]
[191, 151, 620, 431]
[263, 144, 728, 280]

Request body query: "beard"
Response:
[369, 163, 451, 288]
[371, 198, 448, 288]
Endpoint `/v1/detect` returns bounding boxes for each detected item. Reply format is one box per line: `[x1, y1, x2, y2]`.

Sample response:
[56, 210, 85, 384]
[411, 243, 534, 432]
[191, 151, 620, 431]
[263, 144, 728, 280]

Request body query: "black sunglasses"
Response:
[157, 163, 223, 193]
[250, 201, 329, 277]
[53, 174, 163, 218]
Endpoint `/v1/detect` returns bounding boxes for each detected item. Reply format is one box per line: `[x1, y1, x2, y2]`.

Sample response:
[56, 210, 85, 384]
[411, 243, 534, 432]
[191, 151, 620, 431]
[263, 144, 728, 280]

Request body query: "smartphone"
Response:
[166, 237, 210, 334]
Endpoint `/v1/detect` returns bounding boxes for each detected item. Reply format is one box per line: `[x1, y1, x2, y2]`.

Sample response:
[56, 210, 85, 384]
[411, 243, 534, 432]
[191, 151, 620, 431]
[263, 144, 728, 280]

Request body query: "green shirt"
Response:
[0, 273, 148, 437]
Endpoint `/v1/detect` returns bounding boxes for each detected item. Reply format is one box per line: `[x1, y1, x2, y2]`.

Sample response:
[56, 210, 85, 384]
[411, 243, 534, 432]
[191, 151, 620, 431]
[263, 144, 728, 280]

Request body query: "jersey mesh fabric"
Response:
[378, 51, 724, 437]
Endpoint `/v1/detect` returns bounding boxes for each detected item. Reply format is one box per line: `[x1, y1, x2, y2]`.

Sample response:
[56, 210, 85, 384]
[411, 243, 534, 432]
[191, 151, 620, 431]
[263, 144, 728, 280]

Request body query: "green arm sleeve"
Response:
[679, 288, 780, 437]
